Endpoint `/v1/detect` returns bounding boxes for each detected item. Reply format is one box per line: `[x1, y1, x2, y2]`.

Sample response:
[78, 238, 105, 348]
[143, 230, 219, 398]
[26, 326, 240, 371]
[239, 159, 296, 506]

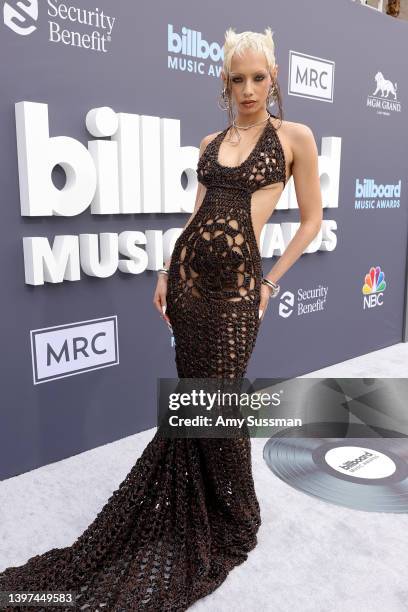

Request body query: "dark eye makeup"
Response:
[231, 75, 265, 83]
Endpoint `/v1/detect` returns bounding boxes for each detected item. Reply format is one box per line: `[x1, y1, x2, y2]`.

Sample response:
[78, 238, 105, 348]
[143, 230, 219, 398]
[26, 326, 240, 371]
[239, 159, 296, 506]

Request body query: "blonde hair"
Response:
[220, 27, 283, 133]
[223, 27, 276, 75]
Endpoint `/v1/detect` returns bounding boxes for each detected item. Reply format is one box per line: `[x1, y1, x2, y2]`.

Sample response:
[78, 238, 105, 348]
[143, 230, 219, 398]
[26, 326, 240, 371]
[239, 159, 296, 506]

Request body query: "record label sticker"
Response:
[324, 445, 397, 479]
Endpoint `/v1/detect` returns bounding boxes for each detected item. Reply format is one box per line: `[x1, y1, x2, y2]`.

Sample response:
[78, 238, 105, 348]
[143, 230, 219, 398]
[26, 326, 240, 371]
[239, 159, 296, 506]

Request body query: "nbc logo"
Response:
[3, 0, 38, 36]
[362, 266, 386, 310]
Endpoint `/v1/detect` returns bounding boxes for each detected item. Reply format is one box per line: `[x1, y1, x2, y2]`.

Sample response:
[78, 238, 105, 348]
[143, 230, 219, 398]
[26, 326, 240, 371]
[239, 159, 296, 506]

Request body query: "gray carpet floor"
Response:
[1, 342, 407, 611]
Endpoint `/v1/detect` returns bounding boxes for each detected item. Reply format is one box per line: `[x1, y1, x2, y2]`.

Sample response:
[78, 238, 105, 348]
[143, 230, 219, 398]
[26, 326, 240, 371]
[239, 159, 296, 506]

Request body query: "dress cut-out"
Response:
[0, 111, 286, 611]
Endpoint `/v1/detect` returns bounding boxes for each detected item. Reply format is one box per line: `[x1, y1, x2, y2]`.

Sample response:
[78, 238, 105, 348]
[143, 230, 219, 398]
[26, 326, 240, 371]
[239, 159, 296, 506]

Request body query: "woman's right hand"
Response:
[153, 274, 172, 330]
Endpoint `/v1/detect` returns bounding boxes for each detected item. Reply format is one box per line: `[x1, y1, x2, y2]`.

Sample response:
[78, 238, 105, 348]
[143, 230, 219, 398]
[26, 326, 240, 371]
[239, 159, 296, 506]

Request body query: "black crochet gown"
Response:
[0, 112, 286, 611]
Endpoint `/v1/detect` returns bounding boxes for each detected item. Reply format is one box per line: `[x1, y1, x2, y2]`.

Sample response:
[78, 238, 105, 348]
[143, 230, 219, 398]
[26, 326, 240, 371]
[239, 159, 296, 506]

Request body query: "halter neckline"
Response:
[215, 113, 274, 170]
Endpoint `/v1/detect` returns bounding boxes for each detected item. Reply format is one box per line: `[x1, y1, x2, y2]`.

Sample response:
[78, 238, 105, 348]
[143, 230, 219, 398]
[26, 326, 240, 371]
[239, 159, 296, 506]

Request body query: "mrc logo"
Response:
[30, 315, 119, 384]
[3, 0, 38, 36]
[288, 50, 335, 103]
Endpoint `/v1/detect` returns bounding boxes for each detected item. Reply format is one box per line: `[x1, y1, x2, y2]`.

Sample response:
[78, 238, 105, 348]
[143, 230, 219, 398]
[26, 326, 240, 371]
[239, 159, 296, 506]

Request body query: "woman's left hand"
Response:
[258, 283, 272, 322]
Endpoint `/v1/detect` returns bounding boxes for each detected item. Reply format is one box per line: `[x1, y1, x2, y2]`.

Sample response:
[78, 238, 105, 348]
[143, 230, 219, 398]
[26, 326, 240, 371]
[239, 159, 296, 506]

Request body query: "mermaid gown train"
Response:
[0, 111, 286, 611]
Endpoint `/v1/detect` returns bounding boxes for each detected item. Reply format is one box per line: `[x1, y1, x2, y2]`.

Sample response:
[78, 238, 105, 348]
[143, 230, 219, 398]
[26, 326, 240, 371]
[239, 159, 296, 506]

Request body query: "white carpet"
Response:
[1, 342, 408, 611]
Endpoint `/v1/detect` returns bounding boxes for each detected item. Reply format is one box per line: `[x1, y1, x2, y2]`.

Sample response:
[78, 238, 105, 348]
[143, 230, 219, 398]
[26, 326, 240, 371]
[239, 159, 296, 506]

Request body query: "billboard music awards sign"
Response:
[0, 0, 407, 479]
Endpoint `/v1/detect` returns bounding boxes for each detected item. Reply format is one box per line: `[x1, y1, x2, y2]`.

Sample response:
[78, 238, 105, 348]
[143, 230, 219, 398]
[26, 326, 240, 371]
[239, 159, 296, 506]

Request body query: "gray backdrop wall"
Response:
[1, 0, 407, 479]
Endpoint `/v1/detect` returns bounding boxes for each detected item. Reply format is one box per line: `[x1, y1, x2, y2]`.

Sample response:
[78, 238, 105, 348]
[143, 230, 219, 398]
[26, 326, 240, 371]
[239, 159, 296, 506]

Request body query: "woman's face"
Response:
[222, 48, 278, 114]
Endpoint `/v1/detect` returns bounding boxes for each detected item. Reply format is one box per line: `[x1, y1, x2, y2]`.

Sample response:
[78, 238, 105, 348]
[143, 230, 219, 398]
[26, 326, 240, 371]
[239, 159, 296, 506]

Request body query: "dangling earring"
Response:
[217, 86, 230, 110]
[266, 82, 277, 107]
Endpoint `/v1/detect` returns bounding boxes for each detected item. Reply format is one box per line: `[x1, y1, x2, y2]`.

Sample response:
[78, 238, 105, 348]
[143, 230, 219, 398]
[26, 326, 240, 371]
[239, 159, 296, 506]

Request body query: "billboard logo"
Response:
[288, 50, 335, 103]
[367, 71, 401, 115]
[168, 24, 223, 76]
[354, 178, 401, 210]
[168, 24, 223, 61]
[362, 266, 386, 310]
[15, 101, 341, 285]
[3, 0, 38, 36]
[30, 315, 119, 384]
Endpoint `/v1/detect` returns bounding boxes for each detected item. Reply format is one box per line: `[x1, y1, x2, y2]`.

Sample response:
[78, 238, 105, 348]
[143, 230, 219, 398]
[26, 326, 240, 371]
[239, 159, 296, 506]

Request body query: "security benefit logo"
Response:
[362, 265, 386, 310]
[30, 315, 119, 384]
[288, 50, 335, 103]
[3, 0, 38, 36]
[3, 0, 116, 53]
[367, 71, 401, 115]
[278, 285, 328, 319]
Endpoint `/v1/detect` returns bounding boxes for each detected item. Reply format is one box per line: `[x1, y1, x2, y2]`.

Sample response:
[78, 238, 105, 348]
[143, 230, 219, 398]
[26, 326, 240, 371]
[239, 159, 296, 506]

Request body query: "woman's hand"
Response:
[258, 283, 272, 322]
[153, 274, 172, 330]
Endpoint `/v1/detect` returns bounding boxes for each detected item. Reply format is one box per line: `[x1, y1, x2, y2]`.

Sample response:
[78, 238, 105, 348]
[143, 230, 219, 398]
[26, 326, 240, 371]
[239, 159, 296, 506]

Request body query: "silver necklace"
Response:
[232, 110, 271, 130]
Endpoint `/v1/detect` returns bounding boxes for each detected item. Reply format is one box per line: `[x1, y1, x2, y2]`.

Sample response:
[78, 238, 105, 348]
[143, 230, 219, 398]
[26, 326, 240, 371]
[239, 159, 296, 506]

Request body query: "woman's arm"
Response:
[263, 124, 323, 285]
[154, 132, 220, 326]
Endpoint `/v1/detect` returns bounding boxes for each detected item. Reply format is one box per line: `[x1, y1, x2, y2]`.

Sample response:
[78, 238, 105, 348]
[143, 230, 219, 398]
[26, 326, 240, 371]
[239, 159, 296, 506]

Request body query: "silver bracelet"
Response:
[261, 277, 280, 298]
[157, 267, 169, 276]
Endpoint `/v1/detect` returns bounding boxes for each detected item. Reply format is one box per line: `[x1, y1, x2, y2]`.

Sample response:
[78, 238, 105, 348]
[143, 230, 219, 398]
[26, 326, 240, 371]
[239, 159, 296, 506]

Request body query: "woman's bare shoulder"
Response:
[279, 119, 316, 143]
[197, 130, 224, 158]
[200, 130, 223, 148]
[276, 119, 317, 165]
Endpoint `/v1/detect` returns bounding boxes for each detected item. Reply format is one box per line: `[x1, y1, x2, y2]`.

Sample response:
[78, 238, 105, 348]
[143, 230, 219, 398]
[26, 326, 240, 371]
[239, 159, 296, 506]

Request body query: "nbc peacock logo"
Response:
[362, 265, 386, 310]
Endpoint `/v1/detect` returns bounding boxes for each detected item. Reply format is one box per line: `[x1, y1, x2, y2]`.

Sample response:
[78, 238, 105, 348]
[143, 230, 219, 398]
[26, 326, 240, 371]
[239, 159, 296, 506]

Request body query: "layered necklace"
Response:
[232, 109, 271, 130]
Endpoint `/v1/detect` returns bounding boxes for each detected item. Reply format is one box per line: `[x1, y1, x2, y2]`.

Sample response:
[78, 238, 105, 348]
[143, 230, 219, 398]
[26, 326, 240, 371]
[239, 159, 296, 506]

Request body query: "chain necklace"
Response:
[232, 109, 271, 130]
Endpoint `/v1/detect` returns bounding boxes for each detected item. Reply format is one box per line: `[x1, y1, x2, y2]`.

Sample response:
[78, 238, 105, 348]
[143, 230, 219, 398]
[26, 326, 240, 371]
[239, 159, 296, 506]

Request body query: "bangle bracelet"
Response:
[261, 277, 280, 298]
[157, 267, 169, 276]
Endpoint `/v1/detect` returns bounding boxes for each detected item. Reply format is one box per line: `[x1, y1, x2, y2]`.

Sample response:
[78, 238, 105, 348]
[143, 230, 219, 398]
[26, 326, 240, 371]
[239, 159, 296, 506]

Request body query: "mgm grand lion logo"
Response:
[372, 71, 398, 100]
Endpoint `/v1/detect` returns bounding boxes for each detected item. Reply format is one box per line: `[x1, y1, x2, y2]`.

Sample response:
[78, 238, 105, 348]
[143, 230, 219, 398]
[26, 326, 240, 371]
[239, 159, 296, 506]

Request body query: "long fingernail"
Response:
[258, 309, 263, 319]
[162, 305, 166, 314]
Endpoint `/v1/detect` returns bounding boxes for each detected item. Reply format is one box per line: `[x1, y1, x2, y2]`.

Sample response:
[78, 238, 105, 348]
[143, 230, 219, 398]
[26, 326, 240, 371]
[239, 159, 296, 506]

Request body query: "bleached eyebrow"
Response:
[230, 71, 267, 76]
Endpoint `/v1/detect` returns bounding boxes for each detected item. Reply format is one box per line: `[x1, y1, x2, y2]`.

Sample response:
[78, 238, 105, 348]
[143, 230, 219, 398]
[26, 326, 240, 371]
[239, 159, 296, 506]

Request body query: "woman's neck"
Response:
[234, 109, 270, 128]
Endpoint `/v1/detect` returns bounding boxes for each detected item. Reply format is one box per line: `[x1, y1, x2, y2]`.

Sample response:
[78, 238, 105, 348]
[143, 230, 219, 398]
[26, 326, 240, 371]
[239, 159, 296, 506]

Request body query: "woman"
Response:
[0, 27, 322, 612]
